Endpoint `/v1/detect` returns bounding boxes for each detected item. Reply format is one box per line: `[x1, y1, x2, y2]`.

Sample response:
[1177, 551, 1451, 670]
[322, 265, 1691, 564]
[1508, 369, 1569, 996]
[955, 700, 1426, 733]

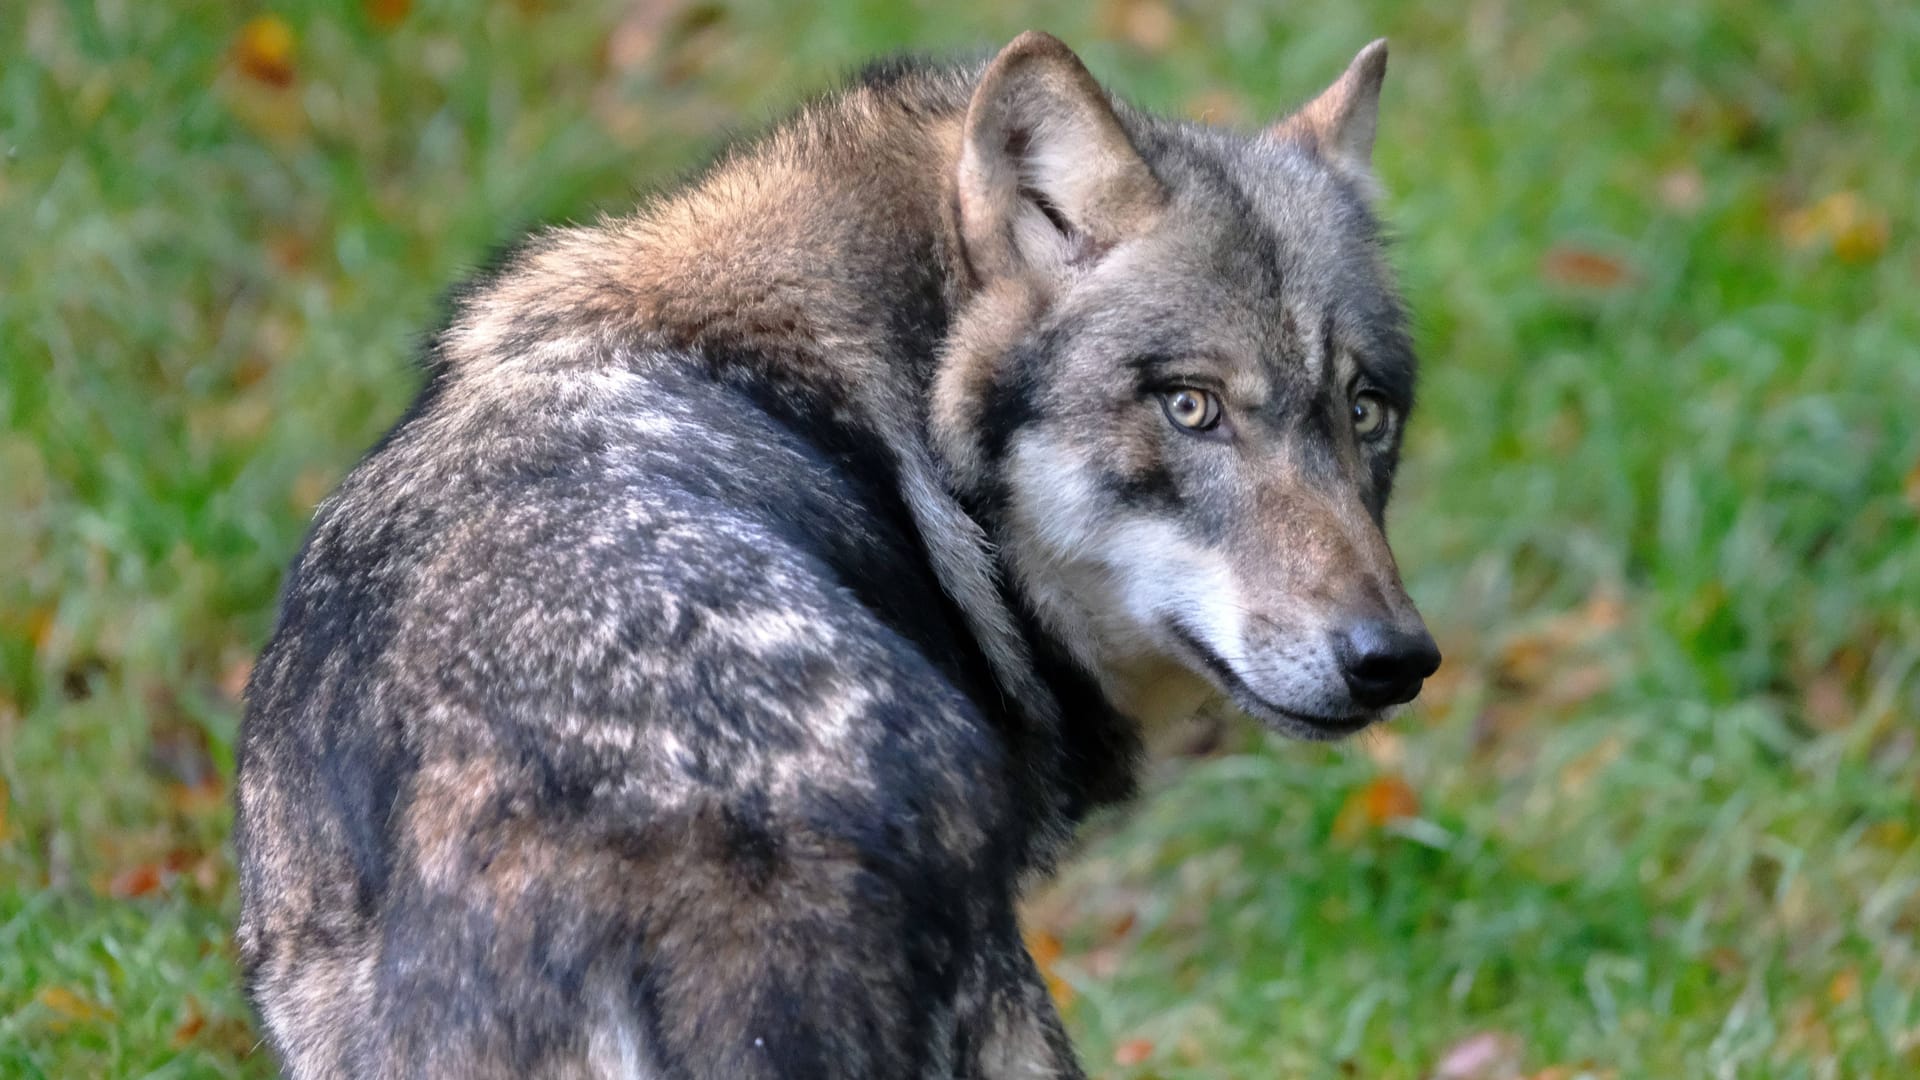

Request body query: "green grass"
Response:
[4, 0, 1917, 1075]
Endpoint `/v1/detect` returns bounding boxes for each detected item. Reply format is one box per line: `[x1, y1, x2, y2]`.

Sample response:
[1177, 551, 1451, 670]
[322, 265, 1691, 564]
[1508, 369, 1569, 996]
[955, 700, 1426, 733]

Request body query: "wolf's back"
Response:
[234, 349, 1040, 1077]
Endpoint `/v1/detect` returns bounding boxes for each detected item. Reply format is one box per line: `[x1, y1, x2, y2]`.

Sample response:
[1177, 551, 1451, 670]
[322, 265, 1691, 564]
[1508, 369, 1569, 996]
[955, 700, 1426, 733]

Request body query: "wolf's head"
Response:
[934, 32, 1437, 740]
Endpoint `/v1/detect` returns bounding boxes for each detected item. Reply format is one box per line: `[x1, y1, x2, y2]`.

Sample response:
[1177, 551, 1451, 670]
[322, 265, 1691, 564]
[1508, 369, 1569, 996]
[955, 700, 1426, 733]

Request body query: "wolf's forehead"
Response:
[1143, 131, 1374, 291]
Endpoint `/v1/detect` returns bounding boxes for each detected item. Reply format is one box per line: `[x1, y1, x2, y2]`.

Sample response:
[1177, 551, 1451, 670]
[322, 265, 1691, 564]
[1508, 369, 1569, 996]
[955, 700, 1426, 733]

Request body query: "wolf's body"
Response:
[236, 34, 1438, 1078]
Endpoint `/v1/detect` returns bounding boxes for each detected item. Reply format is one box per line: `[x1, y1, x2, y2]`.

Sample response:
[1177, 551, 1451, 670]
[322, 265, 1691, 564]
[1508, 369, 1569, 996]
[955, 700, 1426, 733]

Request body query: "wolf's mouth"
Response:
[1162, 621, 1375, 739]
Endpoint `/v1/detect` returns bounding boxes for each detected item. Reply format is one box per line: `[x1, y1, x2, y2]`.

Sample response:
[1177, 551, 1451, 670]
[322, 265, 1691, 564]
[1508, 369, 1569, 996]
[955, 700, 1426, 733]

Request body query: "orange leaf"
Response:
[1024, 929, 1075, 1009]
[364, 0, 411, 30]
[165, 779, 228, 816]
[234, 16, 297, 89]
[1333, 773, 1420, 842]
[1541, 246, 1633, 290]
[1114, 1037, 1155, 1066]
[1828, 967, 1860, 1005]
[173, 1001, 208, 1048]
[1363, 773, 1420, 823]
[108, 861, 168, 899]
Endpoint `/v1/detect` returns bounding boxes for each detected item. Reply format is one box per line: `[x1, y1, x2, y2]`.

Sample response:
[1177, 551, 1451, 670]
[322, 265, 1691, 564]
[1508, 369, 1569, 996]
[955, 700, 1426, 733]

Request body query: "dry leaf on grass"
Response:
[1333, 773, 1420, 842]
[36, 986, 115, 1031]
[1024, 928, 1075, 1009]
[1113, 1036, 1156, 1066]
[364, 0, 411, 30]
[1781, 192, 1890, 264]
[1541, 246, 1633, 290]
[234, 16, 296, 89]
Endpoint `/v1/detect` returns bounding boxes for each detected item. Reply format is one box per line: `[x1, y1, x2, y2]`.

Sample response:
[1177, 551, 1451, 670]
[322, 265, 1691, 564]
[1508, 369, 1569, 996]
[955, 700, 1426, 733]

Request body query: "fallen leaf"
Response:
[172, 1002, 261, 1057]
[1333, 773, 1420, 841]
[364, 0, 411, 30]
[266, 229, 311, 274]
[1828, 967, 1860, 1005]
[1541, 246, 1633, 290]
[1864, 818, 1912, 852]
[233, 16, 297, 89]
[36, 987, 114, 1030]
[27, 605, 57, 651]
[1114, 1037, 1156, 1066]
[108, 861, 169, 899]
[1432, 1030, 1524, 1080]
[164, 779, 228, 816]
[1025, 928, 1075, 1009]
[173, 1001, 208, 1048]
[1781, 192, 1889, 264]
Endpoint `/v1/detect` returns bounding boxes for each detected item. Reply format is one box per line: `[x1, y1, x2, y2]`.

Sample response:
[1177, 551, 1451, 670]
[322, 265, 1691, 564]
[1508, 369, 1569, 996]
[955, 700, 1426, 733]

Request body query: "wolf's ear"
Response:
[955, 32, 1165, 286]
[1270, 39, 1389, 180]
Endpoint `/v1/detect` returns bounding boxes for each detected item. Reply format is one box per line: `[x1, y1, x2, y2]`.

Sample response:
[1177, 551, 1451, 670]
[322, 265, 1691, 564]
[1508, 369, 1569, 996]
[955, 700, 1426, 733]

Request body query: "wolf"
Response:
[235, 31, 1439, 1078]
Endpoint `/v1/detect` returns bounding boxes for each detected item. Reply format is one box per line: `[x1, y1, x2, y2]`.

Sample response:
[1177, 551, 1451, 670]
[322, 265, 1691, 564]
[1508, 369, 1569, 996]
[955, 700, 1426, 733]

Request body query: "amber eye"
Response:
[1161, 388, 1222, 431]
[1352, 391, 1390, 440]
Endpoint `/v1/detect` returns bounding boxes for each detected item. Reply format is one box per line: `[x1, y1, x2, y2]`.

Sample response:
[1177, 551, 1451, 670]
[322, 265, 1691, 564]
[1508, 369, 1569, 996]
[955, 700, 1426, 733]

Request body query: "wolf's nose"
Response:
[1334, 621, 1441, 709]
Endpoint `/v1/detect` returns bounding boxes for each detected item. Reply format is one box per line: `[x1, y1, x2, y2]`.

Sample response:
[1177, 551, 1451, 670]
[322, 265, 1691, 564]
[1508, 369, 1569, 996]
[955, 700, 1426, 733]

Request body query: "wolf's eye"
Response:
[1161, 388, 1222, 432]
[1352, 392, 1390, 440]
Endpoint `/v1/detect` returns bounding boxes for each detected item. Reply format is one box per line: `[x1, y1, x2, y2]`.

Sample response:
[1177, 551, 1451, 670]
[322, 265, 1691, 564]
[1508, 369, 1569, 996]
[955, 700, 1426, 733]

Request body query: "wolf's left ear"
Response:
[955, 32, 1166, 287]
[1270, 39, 1389, 182]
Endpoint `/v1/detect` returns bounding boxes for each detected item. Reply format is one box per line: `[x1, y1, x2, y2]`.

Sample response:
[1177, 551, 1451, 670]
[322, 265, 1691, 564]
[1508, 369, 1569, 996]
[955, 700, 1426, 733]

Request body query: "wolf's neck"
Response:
[615, 104, 971, 386]
[436, 81, 973, 397]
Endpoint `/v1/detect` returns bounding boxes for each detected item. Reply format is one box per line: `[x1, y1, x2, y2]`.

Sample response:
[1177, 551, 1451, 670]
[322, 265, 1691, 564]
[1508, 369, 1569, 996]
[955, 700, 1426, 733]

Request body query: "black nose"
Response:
[1334, 621, 1441, 709]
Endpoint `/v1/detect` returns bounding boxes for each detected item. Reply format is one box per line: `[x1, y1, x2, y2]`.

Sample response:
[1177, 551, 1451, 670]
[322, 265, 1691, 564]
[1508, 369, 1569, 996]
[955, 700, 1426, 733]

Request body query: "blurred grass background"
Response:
[3, 0, 1918, 1076]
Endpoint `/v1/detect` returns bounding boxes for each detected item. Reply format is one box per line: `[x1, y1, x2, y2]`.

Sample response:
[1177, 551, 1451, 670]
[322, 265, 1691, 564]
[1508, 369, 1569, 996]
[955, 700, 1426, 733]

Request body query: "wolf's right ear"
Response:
[1269, 39, 1389, 184]
[954, 32, 1165, 287]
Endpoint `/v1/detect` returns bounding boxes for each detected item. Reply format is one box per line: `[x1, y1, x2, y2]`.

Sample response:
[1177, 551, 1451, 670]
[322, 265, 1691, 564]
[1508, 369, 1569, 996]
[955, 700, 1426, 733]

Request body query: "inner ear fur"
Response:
[954, 31, 1166, 286]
